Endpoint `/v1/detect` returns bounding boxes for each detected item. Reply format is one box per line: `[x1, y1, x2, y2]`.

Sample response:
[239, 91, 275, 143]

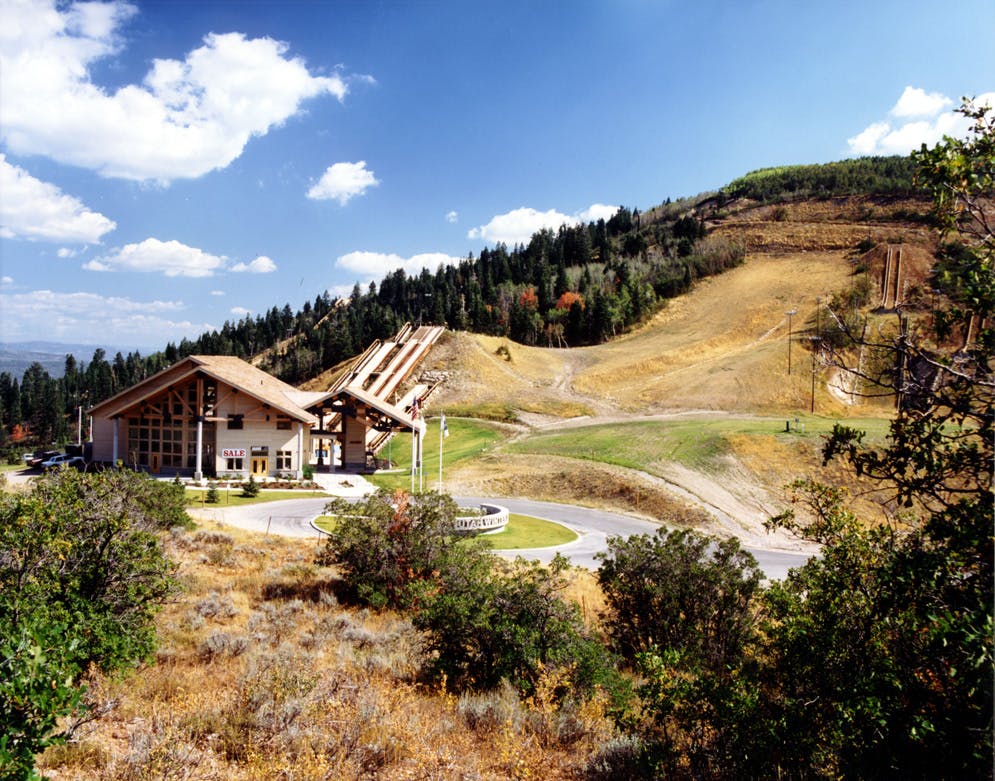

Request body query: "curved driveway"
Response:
[190, 497, 330, 539]
[457, 495, 810, 580]
[191, 493, 812, 580]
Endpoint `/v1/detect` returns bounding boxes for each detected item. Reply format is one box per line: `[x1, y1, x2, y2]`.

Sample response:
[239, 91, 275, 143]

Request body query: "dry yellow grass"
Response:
[428, 251, 882, 418]
[572, 251, 853, 411]
[427, 195, 936, 420]
[39, 524, 620, 780]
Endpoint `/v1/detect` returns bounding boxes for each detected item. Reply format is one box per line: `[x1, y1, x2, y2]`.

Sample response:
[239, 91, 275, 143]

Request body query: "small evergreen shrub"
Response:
[241, 474, 260, 498]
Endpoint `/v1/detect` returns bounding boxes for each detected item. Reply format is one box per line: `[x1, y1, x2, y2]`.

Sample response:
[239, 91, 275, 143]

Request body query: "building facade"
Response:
[87, 325, 444, 481]
[88, 355, 316, 480]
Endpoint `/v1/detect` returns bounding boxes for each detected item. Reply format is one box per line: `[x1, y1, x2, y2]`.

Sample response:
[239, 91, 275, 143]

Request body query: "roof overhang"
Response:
[306, 385, 417, 430]
[87, 356, 317, 425]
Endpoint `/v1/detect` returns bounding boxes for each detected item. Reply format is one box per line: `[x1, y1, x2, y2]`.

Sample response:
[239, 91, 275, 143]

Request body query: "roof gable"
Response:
[87, 355, 316, 424]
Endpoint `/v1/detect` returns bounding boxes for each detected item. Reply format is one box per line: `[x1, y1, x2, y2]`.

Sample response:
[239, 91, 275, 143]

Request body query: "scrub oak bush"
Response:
[0, 469, 181, 780]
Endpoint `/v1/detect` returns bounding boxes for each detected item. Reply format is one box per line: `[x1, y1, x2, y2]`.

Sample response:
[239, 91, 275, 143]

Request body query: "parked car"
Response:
[40, 453, 85, 471]
[27, 450, 60, 468]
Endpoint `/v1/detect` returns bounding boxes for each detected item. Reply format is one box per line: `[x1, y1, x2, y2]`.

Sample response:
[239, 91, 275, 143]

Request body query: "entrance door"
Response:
[251, 457, 268, 476]
[150, 453, 160, 474]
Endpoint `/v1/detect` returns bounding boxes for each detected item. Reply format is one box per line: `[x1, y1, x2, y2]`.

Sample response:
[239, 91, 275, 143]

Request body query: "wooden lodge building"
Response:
[87, 324, 444, 480]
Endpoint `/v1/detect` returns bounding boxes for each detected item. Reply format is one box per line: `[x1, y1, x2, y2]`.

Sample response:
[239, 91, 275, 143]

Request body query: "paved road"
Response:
[457, 495, 811, 580]
[190, 497, 330, 538]
[192, 494, 813, 580]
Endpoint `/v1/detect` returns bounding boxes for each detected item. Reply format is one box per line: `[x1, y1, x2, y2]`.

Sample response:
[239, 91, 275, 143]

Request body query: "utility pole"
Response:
[810, 341, 817, 413]
[811, 297, 821, 413]
[785, 309, 797, 375]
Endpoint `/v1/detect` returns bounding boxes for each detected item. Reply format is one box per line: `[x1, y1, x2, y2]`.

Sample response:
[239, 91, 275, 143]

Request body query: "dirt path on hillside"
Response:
[451, 341, 819, 554]
[424, 245, 896, 557]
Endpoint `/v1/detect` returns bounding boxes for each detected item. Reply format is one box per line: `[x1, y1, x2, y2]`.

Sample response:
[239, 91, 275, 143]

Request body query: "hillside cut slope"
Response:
[419, 196, 936, 541]
[426, 195, 934, 417]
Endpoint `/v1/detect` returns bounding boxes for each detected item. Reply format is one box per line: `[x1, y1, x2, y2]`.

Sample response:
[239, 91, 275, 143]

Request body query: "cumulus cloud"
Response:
[847, 87, 995, 156]
[1, 276, 13, 285]
[336, 250, 461, 279]
[0, 154, 116, 242]
[576, 203, 621, 223]
[445, 210, 459, 224]
[0, 0, 350, 182]
[230, 255, 277, 273]
[468, 203, 620, 246]
[85, 238, 227, 277]
[230, 306, 251, 316]
[891, 86, 952, 118]
[0, 287, 211, 346]
[209, 290, 225, 296]
[306, 161, 379, 204]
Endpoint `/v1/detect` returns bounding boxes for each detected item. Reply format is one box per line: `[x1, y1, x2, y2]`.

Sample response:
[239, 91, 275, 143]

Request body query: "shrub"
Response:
[0, 470, 180, 777]
[199, 630, 249, 660]
[597, 528, 762, 666]
[415, 554, 616, 697]
[241, 474, 260, 498]
[317, 489, 486, 610]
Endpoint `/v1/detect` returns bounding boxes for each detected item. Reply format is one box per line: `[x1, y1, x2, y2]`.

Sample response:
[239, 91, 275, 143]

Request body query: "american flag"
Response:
[411, 396, 420, 419]
[441, 414, 449, 438]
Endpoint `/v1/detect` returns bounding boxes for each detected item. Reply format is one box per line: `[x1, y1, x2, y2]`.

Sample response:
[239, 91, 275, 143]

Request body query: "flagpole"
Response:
[439, 415, 444, 491]
[418, 422, 424, 493]
[410, 397, 419, 494]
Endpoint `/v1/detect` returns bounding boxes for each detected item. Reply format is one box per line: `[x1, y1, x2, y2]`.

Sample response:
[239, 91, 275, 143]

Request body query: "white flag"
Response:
[441, 414, 449, 438]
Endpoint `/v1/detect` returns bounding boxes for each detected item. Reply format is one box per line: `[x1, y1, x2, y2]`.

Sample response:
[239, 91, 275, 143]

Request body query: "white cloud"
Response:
[891, 86, 952, 118]
[468, 203, 619, 246]
[209, 290, 225, 296]
[445, 210, 459, 224]
[577, 203, 621, 223]
[0, 154, 116, 242]
[0, 0, 350, 183]
[336, 250, 461, 279]
[328, 283, 360, 298]
[1, 276, 12, 285]
[58, 247, 78, 258]
[847, 88, 995, 156]
[306, 161, 379, 204]
[847, 121, 891, 156]
[85, 238, 227, 277]
[230, 306, 252, 316]
[230, 255, 277, 273]
[0, 287, 211, 347]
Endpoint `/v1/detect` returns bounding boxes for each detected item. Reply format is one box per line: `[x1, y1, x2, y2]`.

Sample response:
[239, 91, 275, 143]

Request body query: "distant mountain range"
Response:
[0, 342, 139, 378]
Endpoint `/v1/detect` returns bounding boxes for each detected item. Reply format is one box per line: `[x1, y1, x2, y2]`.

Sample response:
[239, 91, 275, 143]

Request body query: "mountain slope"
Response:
[425, 194, 934, 417]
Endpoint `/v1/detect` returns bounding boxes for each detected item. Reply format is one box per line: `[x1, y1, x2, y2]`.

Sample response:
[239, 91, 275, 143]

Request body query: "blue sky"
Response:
[1, 0, 992, 351]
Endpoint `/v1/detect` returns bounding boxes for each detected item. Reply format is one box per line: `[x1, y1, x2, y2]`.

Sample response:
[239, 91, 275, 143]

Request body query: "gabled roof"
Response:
[87, 355, 317, 424]
[340, 385, 418, 429]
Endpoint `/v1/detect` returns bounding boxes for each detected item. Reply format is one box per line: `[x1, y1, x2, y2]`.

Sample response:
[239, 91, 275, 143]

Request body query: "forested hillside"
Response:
[0, 156, 916, 451]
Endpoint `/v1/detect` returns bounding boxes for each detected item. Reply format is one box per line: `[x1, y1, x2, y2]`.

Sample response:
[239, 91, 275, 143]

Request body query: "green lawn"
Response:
[312, 512, 576, 550]
[478, 513, 578, 549]
[367, 417, 507, 492]
[186, 487, 330, 507]
[506, 415, 894, 475]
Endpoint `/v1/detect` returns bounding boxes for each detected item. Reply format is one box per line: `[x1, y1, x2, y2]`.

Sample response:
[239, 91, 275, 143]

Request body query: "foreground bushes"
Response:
[0, 470, 183, 780]
[319, 490, 618, 700]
